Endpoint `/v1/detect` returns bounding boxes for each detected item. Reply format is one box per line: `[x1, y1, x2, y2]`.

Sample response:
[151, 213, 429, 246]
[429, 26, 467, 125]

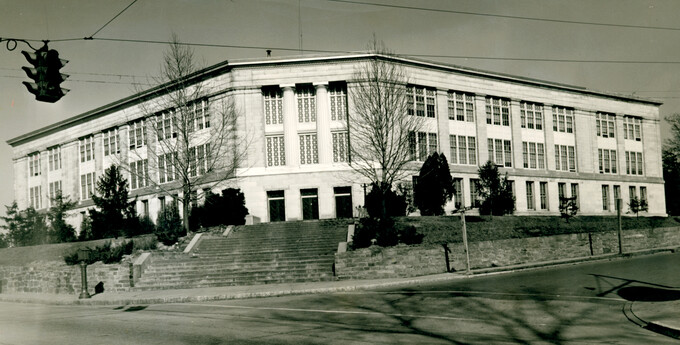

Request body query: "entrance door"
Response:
[267, 190, 285, 222]
[334, 186, 353, 218]
[301, 188, 319, 220]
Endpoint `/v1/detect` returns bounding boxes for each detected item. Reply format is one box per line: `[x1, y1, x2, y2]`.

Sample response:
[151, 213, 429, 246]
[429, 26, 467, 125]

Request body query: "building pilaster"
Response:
[314, 82, 332, 164]
[281, 84, 299, 166]
[474, 95, 489, 163]
[544, 104, 556, 171]
[436, 89, 450, 160]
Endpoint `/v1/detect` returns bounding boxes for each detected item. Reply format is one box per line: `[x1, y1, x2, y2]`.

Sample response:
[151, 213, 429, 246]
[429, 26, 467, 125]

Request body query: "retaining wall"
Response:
[335, 226, 680, 280]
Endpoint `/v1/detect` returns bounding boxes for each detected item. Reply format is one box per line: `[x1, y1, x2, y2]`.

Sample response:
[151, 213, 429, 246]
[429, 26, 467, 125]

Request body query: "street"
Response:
[1, 252, 679, 344]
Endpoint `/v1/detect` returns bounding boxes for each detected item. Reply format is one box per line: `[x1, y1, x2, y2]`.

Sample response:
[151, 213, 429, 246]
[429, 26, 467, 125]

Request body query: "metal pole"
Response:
[617, 198, 623, 255]
[79, 261, 90, 299]
[460, 182, 471, 274]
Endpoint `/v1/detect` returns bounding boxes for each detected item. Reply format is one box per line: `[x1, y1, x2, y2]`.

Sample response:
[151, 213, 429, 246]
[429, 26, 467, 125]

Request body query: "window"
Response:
[623, 116, 642, 141]
[540, 182, 548, 210]
[299, 133, 319, 165]
[130, 159, 149, 190]
[188, 99, 210, 131]
[297, 85, 316, 123]
[158, 152, 176, 183]
[102, 128, 120, 156]
[625, 151, 644, 175]
[448, 91, 475, 122]
[158, 196, 166, 213]
[329, 83, 348, 121]
[614, 185, 621, 211]
[571, 183, 579, 209]
[48, 180, 62, 207]
[487, 138, 512, 167]
[189, 143, 210, 177]
[407, 86, 436, 118]
[156, 111, 175, 141]
[80, 136, 95, 163]
[596, 112, 616, 138]
[526, 181, 535, 210]
[129, 119, 146, 149]
[453, 178, 463, 209]
[554, 145, 576, 172]
[598, 149, 618, 174]
[468, 137, 477, 165]
[266, 135, 285, 167]
[552, 106, 574, 133]
[640, 186, 648, 205]
[629, 186, 637, 206]
[29, 185, 41, 209]
[520, 102, 543, 130]
[522, 142, 544, 169]
[470, 179, 481, 208]
[80, 172, 95, 200]
[48, 146, 61, 171]
[28, 152, 41, 176]
[409, 132, 438, 161]
[332, 131, 349, 163]
[558, 183, 566, 202]
[602, 185, 610, 211]
[142, 200, 149, 217]
[263, 87, 284, 125]
[485, 97, 510, 126]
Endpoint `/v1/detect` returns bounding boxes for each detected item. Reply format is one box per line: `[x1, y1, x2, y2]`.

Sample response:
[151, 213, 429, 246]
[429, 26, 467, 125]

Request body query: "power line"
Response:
[0, 74, 151, 85]
[320, 0, 680, 32]
[86, 0, 138, 39]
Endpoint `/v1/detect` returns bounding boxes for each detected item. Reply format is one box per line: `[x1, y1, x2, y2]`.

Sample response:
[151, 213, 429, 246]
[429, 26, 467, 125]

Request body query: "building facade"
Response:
[7, 53, 666, 229]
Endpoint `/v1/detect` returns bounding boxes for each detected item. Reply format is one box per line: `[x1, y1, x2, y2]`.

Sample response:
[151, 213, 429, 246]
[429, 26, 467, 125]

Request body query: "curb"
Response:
[626, 301, 680, 340]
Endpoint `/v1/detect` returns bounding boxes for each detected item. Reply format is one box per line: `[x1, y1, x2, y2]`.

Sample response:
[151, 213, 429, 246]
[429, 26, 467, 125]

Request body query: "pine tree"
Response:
[90, 165, 137, 239]
[47, 190, 77, 243]
[414, 153, 455, 215]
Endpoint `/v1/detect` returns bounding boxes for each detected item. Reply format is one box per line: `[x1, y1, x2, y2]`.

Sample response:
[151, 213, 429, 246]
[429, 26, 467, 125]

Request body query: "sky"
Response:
[1, 0, 680, 218]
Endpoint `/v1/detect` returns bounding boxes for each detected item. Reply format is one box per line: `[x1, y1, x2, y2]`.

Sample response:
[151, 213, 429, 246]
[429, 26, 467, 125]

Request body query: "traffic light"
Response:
[21, 43, 69, 103]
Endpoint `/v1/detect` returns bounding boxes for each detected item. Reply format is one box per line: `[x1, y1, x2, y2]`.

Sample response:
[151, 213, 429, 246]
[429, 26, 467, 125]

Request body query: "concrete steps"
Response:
[132, 220, 349, 291]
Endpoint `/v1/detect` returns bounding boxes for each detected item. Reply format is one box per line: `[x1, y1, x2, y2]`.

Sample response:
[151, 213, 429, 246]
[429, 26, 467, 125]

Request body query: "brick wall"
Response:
[0, 261, 132, 295]
[335, 226, 680, 279]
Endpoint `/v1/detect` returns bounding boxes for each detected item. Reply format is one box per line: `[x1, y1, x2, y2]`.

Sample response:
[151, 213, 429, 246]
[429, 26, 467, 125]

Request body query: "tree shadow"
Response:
[617, 286, 680, 302]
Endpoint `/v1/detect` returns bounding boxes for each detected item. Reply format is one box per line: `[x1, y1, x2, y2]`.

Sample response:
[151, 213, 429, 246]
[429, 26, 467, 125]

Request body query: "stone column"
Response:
[436, 89, 450, 160]
[574, 109, 595, 173]
[93, 132, 103, 175]
[544, 104, 556, 171]
[474, 95, 489, 163]
[281, 84, 299, 166]
[615, 113, 626, 175]
[40, 149, 48, 209]
[314, 82, 332, 164]
[510, 99, 523, 169]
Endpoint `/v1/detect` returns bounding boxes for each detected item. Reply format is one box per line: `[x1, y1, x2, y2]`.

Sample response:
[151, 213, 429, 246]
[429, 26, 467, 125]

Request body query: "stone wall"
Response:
[335, 227, 680, 280]
[0, 260, 132, 295]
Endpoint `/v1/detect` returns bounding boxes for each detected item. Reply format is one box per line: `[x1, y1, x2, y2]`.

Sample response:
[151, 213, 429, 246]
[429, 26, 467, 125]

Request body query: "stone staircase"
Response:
[132, 220, 349, 291]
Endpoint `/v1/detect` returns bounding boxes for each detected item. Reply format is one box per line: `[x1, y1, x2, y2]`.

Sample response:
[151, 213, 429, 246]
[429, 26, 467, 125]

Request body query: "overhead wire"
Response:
[85, 0, 138, 39]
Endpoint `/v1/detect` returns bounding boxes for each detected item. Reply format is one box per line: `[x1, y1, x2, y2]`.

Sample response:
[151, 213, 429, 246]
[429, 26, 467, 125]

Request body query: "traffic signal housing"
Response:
[21, 44, 69, 103]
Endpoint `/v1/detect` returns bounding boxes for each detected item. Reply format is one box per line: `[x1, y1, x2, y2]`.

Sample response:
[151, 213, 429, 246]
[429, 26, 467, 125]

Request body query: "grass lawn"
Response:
[395, 215, 680, 245]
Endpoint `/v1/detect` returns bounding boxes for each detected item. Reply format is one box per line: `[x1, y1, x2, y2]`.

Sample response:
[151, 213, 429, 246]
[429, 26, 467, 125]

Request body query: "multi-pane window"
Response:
[263, 87, 284, 125]
[266, 135, 285, 167]
[409, 132, 438, 161]
[102, 128, 120, 156]
[539, 182, 548, 210]
[299, 133, 319, 165]
[602, 185, 610, 211]
[453, 178, 463, 209]
[623, 116, 642, 141]
[526, 181, 535, 210]
[598, 149, 618, 174]
[447, 91, 474, 122]
[407, 86, 436, 118]
[640, 186, 648, 205]
[28, 152, 41, 176]
[520, 102, 543, 130]
[470, 179, 481, 208]
[187, 99, 210, 132]
[614, 185, 621, 211]
[48, 181, 62, 207]
[129, 119, 146, 149]
[571, 183, 580, 209]
[156, 112, 176, 141]
[625, 151, 644, 175]
[629, 186, 637, 206]
[450, 136, 477, 165]
[158, 152, 176, 183]
[80, 172, 95, 200]
[29, 186, 41, 209]
[188, 143, 210, 177]
[329, 83, 348, 121]
[130, 159, 149, 190]
[552, 106, 574, 133]
[80, 136, 95, 163]
[596, 112, 616, 138]
[522, 142, 545, 169]
[48, 146, 61, 171]
[332, 131, 349, 163]
[554, 145, 576, 172]
[297, 85, 316, 123]
[487, 138, 512, 167]
[485, 97, 510, 126]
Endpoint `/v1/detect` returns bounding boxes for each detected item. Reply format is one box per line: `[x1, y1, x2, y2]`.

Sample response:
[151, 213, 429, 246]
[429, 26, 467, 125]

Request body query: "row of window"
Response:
[602, 185, 648, 211]
[449, 135, 477, 165]
[525, 181, 579, 211]
[266, 132, 350, 167]
[263, 83, 348, 126]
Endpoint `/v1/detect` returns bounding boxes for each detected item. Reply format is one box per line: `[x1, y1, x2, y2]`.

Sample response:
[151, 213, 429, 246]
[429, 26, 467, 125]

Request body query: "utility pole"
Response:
[617, 198, 623, 254]
[460, 182, 471, 274]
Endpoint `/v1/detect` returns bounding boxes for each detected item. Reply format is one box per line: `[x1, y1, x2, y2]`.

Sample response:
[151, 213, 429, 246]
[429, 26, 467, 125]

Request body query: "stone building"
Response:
[7, 53, 666, 229]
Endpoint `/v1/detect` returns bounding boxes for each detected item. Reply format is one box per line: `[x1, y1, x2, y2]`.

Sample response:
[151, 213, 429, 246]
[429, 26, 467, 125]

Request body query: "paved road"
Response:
[1, 252, 678, 344]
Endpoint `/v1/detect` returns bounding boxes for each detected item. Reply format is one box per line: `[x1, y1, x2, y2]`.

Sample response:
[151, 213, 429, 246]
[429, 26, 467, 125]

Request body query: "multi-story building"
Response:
[7, 53, 665, 229]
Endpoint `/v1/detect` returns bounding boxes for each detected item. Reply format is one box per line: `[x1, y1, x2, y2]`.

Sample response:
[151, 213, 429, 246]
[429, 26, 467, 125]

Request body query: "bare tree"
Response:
[348, 39, 424, 218]
[119, 34, 246, 233]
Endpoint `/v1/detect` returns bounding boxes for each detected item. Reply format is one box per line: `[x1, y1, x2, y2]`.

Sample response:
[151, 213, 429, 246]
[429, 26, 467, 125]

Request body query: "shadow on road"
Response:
[617, 286, 680, 302]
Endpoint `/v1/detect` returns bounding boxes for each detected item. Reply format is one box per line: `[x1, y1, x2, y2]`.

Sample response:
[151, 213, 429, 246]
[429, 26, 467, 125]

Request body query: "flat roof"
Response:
[7, 52, 662, 147]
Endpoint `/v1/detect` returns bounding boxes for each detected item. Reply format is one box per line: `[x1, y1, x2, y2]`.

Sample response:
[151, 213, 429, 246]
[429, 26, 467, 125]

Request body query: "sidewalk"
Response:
[628, 300, 680, 339]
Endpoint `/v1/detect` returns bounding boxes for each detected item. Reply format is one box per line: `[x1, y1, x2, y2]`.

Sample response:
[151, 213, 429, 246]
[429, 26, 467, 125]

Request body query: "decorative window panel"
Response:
[297, 86, 316, 123]
[299, 133, 319, 165]
[264, 88, 284, 125]
[329, 83, 348, 121]
[332, 131, 349, 163]
[266, 136, 285, 167]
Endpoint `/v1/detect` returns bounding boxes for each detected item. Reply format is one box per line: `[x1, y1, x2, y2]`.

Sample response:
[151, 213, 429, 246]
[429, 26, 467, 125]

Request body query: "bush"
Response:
[350, 217, 423, 249]
[364, 183, 407, 219]
[190, 188, 249, 231]
[132, 236, 158, 251]
[155, 205, 184, 245]
[63, 240, 135, 265]
[78, 215, 93, 241]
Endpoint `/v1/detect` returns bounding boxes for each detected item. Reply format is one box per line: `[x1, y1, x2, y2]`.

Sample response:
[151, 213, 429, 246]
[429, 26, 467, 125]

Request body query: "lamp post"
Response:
[616, 198, 623, 255]
[77, 248, 91, 299]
